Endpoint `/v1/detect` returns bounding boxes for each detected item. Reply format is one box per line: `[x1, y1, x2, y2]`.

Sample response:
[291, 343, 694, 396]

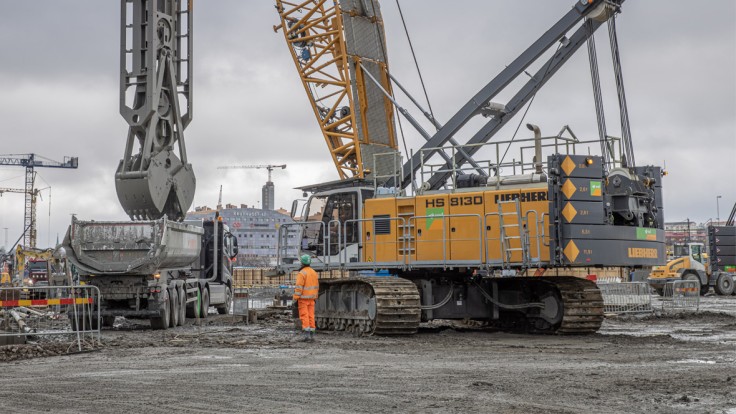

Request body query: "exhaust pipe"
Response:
[526, 123, 543, 174]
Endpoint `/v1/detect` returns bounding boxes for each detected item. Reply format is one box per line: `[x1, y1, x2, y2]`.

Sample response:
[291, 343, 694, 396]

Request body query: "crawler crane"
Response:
[273, 0, 666, 335]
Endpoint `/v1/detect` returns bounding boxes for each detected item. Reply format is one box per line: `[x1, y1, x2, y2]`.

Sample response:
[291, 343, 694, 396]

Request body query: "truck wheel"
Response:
[186, 288, 200, 319]
[150, 291, 170, 330]
[168, 287, 179, 328]
[216, 286, 232, 315]
[715, 274, 735, 296]
[177, 286, 186, 326]
[101, 316, 116, 328]
[200, 288, 210, 319]
[68, 314, 99, 331]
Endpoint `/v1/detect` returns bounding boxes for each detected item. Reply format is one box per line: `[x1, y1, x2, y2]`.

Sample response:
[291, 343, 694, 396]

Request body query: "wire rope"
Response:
[395, 0, 437, 131]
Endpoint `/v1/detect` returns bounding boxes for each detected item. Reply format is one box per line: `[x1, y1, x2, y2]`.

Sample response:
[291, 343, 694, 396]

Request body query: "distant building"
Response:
[664, 221, 707, 246]
[187, 204, 295, 267]
[262, 181, 275, 211]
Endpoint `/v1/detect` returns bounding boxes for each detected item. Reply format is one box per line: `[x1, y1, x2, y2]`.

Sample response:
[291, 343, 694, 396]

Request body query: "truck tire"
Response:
[715, 274, 735, 296]
[150, 291, 170, 330]
[216, 286, 232, 315]
[69, 314, 99, 331]
[101, 316, 116, 328]
[200, 287, 210, 319]
[177, 285, 186, 326]
[186, 288, 200, 319]
[168, 287, 179, 328]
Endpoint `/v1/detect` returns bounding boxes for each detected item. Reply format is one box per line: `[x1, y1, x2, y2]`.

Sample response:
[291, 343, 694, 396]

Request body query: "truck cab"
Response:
[24, 259, 50, 288]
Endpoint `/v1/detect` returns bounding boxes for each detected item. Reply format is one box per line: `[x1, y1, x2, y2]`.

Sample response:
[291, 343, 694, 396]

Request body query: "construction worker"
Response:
[293, 254, 319, 342]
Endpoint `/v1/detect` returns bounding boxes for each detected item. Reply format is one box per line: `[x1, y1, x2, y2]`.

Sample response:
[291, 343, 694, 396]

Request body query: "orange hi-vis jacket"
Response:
[293, 266, 319, 300]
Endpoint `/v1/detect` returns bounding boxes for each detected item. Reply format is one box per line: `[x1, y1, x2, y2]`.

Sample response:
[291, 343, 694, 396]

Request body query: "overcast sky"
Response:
[0, 0, 734, 249]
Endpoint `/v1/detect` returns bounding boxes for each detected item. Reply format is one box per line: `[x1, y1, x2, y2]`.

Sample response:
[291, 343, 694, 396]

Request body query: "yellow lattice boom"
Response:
[275, 0, 398, 180]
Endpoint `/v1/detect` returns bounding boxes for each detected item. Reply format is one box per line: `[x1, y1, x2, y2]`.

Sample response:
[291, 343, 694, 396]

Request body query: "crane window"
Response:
[305, 195, 328, 222]
[325, 193, 358, 245]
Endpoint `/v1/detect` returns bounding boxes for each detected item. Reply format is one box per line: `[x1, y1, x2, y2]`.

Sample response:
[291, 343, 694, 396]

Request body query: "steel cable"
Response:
[608, 16, 635, 167]
[395, 0, 437, 131]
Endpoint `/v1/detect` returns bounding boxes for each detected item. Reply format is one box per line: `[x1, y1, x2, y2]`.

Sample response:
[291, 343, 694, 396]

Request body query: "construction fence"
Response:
[597, 280, 700, 315]
[0, 285, 100, 350]
[661, 280, 700, 312]
[597, 282, 653, 314]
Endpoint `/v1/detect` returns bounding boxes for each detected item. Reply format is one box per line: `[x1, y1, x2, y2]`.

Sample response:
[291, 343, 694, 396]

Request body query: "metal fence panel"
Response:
[246, 287, 294, 310]
[662, 280, 700, 311]
[233, 288, 249, 316]
[597, 282, 653, 314]
[0, 285, 100, 350]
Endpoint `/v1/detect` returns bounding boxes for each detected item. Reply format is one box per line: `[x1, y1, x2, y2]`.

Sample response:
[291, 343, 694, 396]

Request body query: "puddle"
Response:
[600, 298, 736, 345]
[673, 359, 716, 364]
[191, 355, 233, 360]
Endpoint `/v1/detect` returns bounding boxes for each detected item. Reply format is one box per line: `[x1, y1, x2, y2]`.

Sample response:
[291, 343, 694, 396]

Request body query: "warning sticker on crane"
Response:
[563, 240, 580, 262]
[425, 208, 444, 230]
[590, 181, 602, 196]
[559, 178, 604, 201]
[636, 228, 658, 241]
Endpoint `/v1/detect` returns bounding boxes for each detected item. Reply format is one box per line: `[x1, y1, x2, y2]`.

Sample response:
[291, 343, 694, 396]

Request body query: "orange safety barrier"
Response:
[0, 297, 94, 307]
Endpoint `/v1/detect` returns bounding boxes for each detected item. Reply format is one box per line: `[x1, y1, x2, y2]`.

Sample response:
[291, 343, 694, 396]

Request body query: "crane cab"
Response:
[292, 188, 372, 266]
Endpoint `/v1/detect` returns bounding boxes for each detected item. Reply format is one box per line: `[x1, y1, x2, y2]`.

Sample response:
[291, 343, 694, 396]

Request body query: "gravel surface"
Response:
[1, 300, 736, 413]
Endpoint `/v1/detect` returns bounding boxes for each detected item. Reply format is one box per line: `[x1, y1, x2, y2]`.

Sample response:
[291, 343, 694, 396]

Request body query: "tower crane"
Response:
[218, 164, 287, 210]
[0, 154, 78, 248]
[218, 164, 287, 182]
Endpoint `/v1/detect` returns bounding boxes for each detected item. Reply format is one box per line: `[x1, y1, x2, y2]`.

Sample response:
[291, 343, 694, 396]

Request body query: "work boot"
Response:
[298, 331, 310, 342]
[308, 330, 315, 342]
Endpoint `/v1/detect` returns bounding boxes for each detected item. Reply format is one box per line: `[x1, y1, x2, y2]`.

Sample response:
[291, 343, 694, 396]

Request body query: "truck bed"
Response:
[63, 217, 204, 275]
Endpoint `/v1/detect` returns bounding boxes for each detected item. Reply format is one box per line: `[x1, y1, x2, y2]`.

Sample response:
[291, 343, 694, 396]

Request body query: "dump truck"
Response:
[63, 215, 238, 329]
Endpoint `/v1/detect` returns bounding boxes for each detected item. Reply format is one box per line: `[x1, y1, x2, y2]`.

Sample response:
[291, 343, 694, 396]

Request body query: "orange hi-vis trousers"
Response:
[298, 299, 316, 331]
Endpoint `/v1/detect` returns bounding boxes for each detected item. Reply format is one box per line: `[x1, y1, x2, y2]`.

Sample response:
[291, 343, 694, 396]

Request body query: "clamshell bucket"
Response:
[115, 150, 195, 221]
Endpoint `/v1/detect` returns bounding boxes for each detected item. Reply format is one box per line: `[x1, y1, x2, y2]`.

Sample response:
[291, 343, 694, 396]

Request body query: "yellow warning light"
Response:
[218, 216, 223, 222]
[153, 273, 161, 279]
[661, 170, 668, 176]
[585, 157, 594, 165]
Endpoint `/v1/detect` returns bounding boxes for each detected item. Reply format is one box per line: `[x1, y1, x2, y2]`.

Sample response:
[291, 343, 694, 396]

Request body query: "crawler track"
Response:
[314, 276, 602, 336]
[550, 277, 605, 334]
[315, 277, 420, 335]
[493, 276, 604, 334]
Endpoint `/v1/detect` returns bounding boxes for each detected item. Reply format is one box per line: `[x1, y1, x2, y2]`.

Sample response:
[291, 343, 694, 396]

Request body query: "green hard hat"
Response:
[300, 254, 311, 266]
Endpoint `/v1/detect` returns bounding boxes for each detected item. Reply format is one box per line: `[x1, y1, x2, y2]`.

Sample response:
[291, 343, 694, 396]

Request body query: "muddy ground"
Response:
[1, 297, 735, 414]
